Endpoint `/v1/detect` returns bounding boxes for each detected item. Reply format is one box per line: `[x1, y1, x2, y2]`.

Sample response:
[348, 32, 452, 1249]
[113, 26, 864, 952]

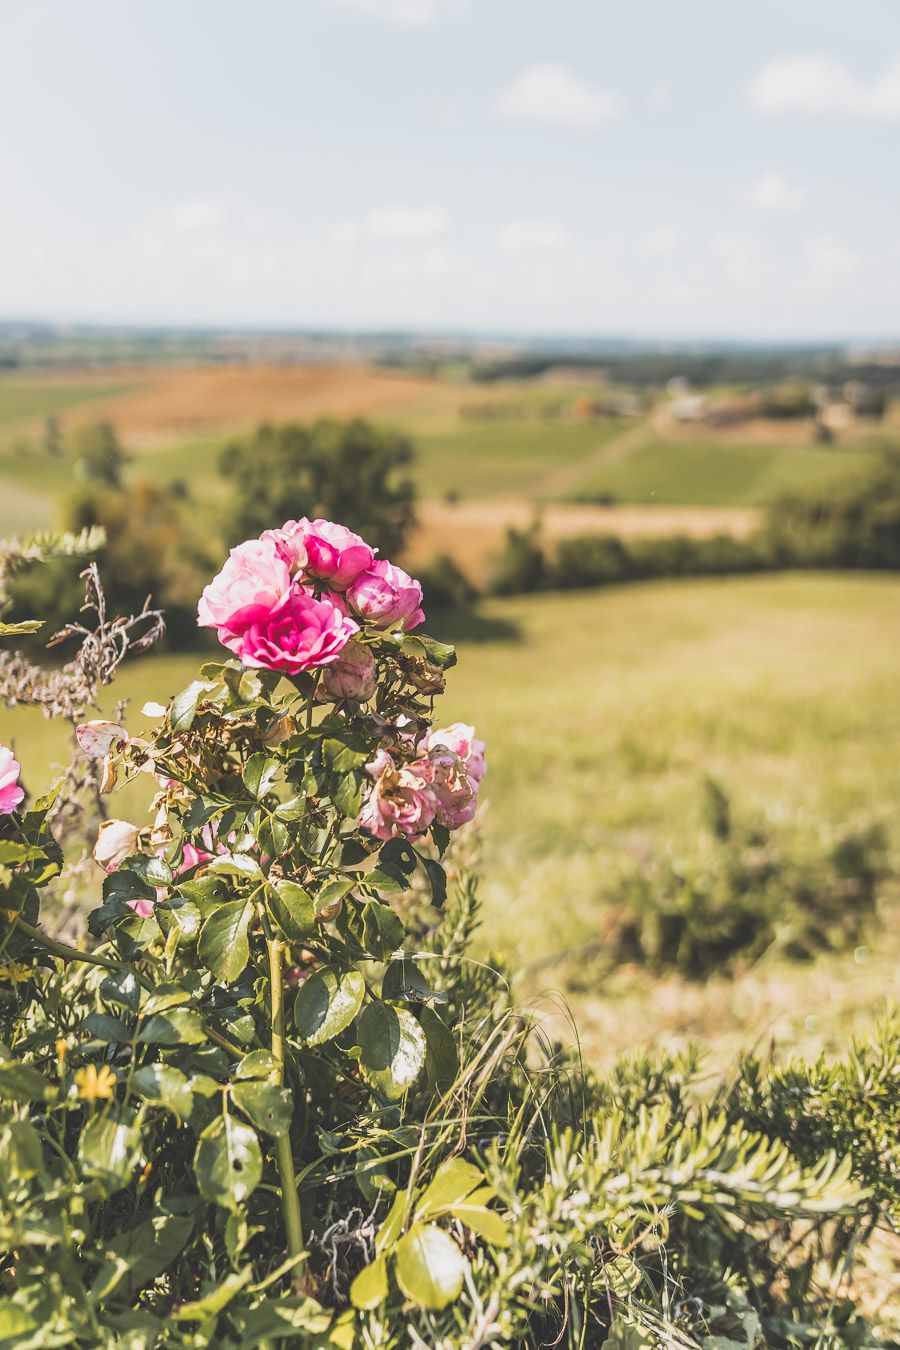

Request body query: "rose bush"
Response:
[0, 519, 893, 1349]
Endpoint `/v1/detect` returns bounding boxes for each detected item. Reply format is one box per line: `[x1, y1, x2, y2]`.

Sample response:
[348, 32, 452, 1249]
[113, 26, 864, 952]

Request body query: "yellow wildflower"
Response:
[74, 1064, 117, 1102]
[0, 962, 32, 984]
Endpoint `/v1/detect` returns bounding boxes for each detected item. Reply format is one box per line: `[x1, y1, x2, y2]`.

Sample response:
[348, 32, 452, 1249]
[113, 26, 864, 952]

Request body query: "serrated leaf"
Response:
[232, 1080, 293, 1136]
[294, 969, 366, 1046]
[313, 877, 354, 919]
[393, 1223, 465, 1310]
[171, 680, 218, 732]
[357, 1003, 427, 1100]
[243, 753, 280, 800]
[91, 1211, 194, 1302]
[234, 1050, 278, 1080]
[142, 982, 193, 1016]
[198, 900, 251, 982]
[194, 1115, 262, 1213]
[206, 852, 265, 881]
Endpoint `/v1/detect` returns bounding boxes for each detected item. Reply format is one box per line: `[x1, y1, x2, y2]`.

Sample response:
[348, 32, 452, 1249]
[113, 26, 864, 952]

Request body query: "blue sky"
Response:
[1, 0, 898, 338]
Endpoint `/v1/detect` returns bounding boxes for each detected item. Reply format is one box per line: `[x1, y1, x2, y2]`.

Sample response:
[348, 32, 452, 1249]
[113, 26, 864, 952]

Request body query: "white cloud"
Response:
[711, 231, 766, 285]
[739, 172, 806, 214]
[496, 63, 622, 126]
[499, 219, 570, 254]
[323, 0, 466, 25]
[750, 51, 900, 120]
[804, 232, 858, 290]
[638, 225, 679, 256]
[364, 204, 448, 242]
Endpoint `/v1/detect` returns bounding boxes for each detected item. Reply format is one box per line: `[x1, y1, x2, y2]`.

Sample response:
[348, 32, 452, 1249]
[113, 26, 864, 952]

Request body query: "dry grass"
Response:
[62, 363, 440, 444]
[406, 498, 760, 581]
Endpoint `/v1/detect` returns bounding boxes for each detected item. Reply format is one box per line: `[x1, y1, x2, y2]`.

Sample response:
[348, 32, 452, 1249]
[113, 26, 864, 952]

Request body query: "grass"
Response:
[3, 571, 898, 1070]
[0, 376, 130, 438]
[569, 435, 880, 506]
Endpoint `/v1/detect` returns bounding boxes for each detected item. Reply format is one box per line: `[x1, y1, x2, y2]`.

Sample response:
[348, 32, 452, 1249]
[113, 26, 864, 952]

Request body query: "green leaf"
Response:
[357, 1003, 427, 1100]
[423, 858, 447, 907]
[350, 1252, 390, 1310]
[91, 1211, 194, 1302]
[232, 1081, 293, 1136]
[0, 1121, 43, 1180]
[0, 618, 44, 636]
[393, 1223, 465, 1310]
[313, 877, 354, 919]
[100, 969, 141, 1013]
[194, 1115, 262, 1213]
[198, 899, 251, 982]
[0, 1061, 52, 1102]
[235, 1050, 278, 1080]
[420, 1005, 458, 1098]
[171, 679, 219, 732]
[79, 1114, 142, 1194]
[267, 879, 315, 941]
[157, 896, 202, 943]
[206, 852, 265, 881]
[400, 634, 457, 669]
[140, 1008, 206, 1045]
[332, 770, 363, 818]
[84, 1012, 131, 1043]
[142, 982, 193, 1016]
[382, 956, 445, 1005]
[365, 864, 410, 897]
[132, 1064, 194, 1119]
[416, 1158, 485, 1217]
[294, 969, 366, 1046]
[243, 753, 280, 800]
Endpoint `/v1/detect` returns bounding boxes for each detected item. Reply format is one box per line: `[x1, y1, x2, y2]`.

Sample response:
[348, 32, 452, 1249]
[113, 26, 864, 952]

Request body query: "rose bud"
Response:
[92, 819, 140, 873]
[320, 640, 377, 702]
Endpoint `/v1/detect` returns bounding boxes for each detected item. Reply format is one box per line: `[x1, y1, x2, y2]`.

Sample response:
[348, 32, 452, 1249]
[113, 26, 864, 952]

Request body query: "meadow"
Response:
[4, 569, 897, 1073]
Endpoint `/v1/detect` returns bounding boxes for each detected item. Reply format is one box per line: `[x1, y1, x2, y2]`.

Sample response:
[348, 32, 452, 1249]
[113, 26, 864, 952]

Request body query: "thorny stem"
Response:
[265, 919, 307, 1291]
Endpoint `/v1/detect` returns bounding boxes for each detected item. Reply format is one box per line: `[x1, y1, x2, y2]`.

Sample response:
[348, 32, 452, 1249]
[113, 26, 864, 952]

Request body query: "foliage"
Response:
[73, 420, 128, 488]
[487, 522, 547, 596]
[766, 453, 900, 572]
[220, 419, 417, 557]
[584, 780, 888, 980]
[6, 480, 214, 649]
[0, 548, 894, 1346]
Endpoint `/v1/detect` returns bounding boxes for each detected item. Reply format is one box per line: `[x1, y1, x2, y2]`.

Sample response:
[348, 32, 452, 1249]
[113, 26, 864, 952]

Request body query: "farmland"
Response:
[3, 570, 897, 1072]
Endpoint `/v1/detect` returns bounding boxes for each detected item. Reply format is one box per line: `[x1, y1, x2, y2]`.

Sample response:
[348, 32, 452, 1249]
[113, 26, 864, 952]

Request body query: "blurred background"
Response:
[0, 0, 898, 1067]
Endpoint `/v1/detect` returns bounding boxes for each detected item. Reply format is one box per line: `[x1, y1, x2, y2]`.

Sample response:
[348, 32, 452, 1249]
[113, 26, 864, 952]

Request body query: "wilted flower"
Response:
[423, 723, 486, 784]
[75, 720, 127, 759]
[92, 818, 140, 873]
[0, 746, 24, 815]
[358, 749, 436, 841]
[321, 639, 377, 702]
[428, 748, 478, 829]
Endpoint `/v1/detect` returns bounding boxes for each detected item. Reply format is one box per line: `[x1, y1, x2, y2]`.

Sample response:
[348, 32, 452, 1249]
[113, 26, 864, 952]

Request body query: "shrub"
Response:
[486, 523, 547, 595]
[592, 781, 888, 979]
[0, 530, 894, 1347]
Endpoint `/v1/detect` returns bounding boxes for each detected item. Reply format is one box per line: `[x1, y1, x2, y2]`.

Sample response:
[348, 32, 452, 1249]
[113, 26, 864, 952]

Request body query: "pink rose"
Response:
[235, 588, 358, 675]
[198, 537, 293, 648]
[428, 748, 478, 829]
[320, 640, 377, 702]
[0, 746, 24, 815]
[423, 723, 486, 784]
[358, 749, 436, 841]
[261, 521, 309, 574]
[93, 819, 140, 873]
[282, 518, 374, 591]
[346, 560, 424, 631]
[128, 898, 156, 920]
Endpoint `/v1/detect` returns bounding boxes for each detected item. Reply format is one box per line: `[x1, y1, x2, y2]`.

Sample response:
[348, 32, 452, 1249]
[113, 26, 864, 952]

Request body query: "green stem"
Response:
[266, 926, 307, 1291]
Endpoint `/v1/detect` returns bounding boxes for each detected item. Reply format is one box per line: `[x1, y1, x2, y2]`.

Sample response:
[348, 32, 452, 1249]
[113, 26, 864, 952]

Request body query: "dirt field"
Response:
[62, 363, 440, 444]
[406, 498, 761, 581]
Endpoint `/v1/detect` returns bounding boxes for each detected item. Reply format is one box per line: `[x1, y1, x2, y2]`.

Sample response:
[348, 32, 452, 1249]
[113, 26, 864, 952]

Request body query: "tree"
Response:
[220, 418, 417, 557]
[73, 421, 127, 488]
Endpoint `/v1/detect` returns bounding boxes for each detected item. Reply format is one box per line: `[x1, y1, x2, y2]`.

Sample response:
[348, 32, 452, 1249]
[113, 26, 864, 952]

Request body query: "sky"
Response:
[1, 0, 899, 340]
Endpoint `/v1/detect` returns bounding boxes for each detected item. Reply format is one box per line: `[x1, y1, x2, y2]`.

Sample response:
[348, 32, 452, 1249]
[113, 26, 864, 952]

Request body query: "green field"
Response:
[4, 571, 898, 1066]
[569, 434, 880, 506]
